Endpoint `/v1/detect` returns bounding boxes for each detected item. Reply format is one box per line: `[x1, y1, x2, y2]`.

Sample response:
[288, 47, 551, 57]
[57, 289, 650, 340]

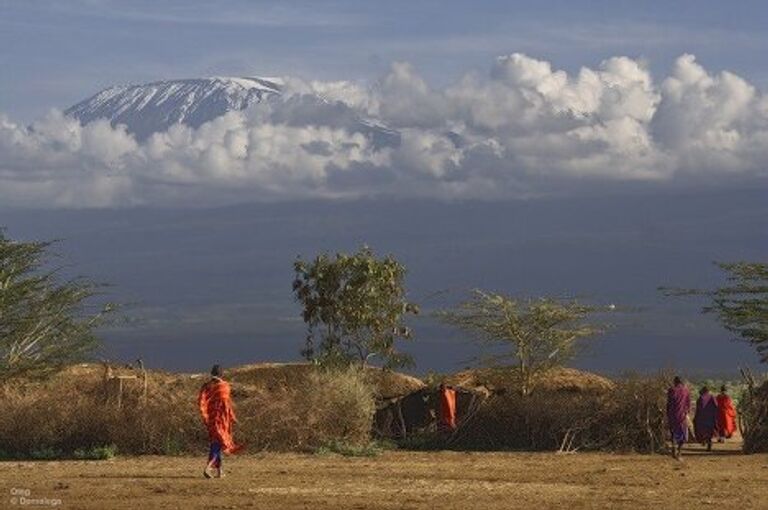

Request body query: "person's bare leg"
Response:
[204, 442, 220, 478]
[215, 455, 224, 478]
[203, 459, 216, 478]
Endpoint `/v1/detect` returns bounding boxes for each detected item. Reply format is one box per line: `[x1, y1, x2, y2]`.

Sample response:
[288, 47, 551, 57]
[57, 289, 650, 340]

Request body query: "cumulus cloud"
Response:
[1, 53, 767, 207]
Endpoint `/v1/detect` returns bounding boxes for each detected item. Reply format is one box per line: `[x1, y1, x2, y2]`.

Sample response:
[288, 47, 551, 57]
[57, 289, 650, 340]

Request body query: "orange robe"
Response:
[715, 393, 737, 439]
[197, 378, 241, 453]
[439, 387, 457, 431]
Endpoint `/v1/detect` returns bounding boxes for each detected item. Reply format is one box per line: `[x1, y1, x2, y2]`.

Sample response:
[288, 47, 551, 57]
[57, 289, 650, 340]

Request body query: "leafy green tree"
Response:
[704, 262, 768, 363]
[0, 232, 112, 379]
[439, 290, 604, 395]
[292, 246, 418, 369]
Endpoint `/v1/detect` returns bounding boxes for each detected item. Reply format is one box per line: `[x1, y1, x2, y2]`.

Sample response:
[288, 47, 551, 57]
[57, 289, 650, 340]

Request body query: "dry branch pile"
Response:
[421, 369, 669, 453]
[742, 379, 768, 453]
[0, 363, 419, 456]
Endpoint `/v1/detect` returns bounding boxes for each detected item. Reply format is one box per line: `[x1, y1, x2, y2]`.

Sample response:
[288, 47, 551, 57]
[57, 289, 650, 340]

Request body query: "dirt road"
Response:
[2, 445, 767, 509]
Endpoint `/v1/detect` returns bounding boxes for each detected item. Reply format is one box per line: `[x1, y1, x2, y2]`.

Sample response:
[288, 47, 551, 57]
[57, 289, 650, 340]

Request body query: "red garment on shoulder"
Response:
[197, 378, 242, 453]
[439, 387, 457, 431]
[715, 394, 737, 439]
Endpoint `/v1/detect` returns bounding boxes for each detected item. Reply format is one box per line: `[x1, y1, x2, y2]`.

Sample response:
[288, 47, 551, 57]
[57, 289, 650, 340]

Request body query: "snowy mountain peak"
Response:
[65, 76, 283, 140]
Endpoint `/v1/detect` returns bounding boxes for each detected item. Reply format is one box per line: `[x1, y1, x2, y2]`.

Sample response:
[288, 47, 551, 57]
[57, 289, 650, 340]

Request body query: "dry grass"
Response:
[590, 374, 670, 453]
[228, 363, 424, 400]
[0, 363, 384, 456]
[0, 367, 204, 456]
[742, 380, 768, 453]
[418, 371, 670, 453]
[449, 391, 604, 451]
[3, 363, 756, 458]
[445, 366, 615, 394]
[235, 367, 377, 451]
[2, 448, 766, 510]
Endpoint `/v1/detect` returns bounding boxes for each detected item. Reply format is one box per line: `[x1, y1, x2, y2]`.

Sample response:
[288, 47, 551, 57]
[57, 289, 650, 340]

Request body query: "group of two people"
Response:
[666, 376, 738, 459]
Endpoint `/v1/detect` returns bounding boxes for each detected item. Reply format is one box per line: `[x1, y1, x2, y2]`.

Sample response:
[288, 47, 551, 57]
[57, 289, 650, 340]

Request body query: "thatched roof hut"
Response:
[228, 362, 425, 400]
[444, 366, 615, 395]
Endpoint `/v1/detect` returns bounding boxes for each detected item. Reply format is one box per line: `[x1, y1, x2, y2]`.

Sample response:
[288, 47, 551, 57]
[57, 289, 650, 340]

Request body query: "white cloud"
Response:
[1, 53, 767, 208]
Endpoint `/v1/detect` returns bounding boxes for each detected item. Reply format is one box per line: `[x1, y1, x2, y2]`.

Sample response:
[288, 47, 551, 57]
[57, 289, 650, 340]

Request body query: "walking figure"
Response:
[198, 364, 241, 478]
[666, 376, 691, 460]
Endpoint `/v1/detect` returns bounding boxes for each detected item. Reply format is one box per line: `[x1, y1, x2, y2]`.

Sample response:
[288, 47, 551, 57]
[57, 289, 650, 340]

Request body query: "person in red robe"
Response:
[438, 383, 457, 432]
[715, 385, 738, 441]
[197, 364, 241, 478]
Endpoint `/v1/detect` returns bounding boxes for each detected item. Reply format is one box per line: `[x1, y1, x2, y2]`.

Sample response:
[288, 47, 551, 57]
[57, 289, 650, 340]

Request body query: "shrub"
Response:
[314, 440, 384, 457]
[410, 372, 670, 453]
[741, 379, 768, 453]
[236, 367, 376, 450]
[73, 444, 118, 460]
[450, 390, 604, 451]
[0, 364, 376, 456]
[590, 373, 669, 453]
[0, 373, 202, 457]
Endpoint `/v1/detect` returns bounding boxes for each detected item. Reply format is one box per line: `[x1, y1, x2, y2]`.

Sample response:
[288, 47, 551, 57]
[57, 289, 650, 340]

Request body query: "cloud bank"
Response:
[1, 53, 767, 207]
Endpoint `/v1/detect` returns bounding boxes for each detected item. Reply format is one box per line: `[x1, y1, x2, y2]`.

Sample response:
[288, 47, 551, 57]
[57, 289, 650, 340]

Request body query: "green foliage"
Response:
[689, 377, 749, 407]
[705, 262, 768, 363]
[313, 439, 385, 457]
[439, 290, 605, 395]
[0, 231, 113, 380]
[395, 432, 445, 451]
[159, 435, 186, 456]
[29, 447, 65, 460]
[293, 246, 418, 369]
[423, 370, 449, 387]
[73, 444, 118, 460]
[0, 444, 117, 461]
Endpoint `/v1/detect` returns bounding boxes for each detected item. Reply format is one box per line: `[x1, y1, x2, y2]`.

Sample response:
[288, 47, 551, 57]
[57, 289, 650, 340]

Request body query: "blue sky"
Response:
[2, 0, 767, 121]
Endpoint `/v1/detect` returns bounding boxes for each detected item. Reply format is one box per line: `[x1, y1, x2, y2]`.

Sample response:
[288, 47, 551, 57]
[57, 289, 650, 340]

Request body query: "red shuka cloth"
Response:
[439, 387, 457, 431]
[197, 378, 242, 453]
[715, 393, 737, 438]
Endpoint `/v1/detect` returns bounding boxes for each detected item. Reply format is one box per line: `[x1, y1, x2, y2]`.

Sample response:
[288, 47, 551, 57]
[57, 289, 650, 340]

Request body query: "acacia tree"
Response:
[0, 232, 112, 379]
[439, 290, 604, 396]
[292, 246, 418, 369]
[704, 262, 768, 363]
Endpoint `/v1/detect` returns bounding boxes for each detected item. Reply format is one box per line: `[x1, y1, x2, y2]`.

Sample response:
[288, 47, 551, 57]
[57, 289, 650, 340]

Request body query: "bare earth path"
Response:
[2, 445, 767, 509]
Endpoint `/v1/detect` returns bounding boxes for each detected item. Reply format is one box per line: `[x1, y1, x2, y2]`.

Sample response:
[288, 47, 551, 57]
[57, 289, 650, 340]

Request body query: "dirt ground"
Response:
[1, 443, 767, 510]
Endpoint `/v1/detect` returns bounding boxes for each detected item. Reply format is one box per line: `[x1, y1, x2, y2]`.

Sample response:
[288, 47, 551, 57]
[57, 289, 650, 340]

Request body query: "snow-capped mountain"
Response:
[65, 77, 283, 140]
[65, 76, 400, 147]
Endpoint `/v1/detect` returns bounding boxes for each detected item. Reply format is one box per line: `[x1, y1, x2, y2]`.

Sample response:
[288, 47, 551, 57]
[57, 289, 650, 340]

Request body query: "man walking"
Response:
[666, 376, 691, 460]
[198, 364, 241, 478]
[715, 385, 738, 441]
[694, 386, 718, 451]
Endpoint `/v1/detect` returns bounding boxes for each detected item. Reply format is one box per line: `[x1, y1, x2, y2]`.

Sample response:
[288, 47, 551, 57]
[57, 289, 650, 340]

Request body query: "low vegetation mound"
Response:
[228, 363, 424, 400]
[2, 363, 737, 456]
[445, 366, 615, 395]
[437, 370, 667, 453]
[0, 362, 423, 457]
